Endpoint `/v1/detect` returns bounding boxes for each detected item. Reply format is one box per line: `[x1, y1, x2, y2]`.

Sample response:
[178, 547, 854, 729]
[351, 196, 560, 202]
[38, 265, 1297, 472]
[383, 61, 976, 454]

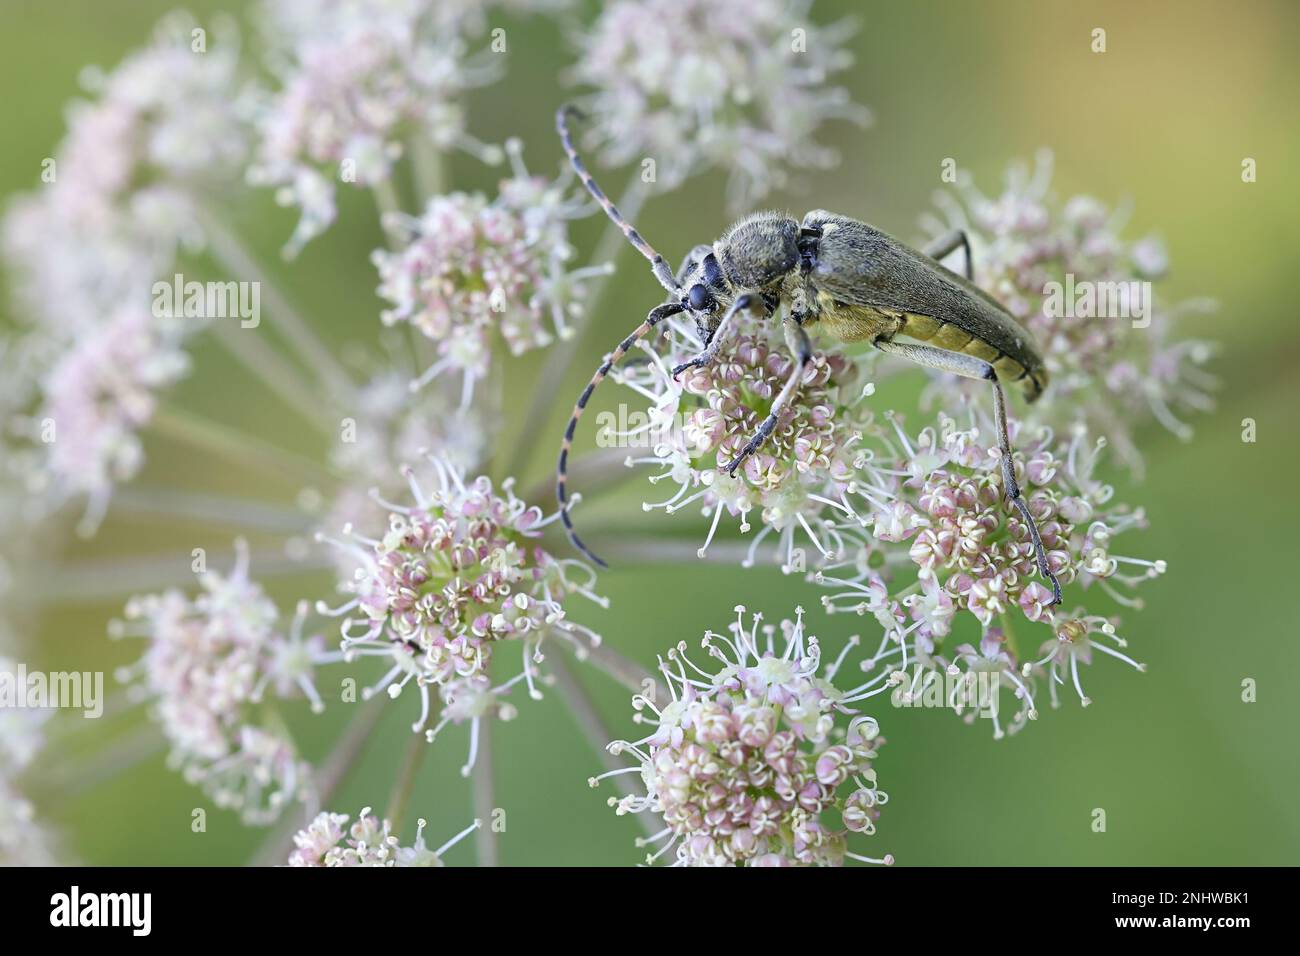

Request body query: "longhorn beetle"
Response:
[554, 105, 1062, 605]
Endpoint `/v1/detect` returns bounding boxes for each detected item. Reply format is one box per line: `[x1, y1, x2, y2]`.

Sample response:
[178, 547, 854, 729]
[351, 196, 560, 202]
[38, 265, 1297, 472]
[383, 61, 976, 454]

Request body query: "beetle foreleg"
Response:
[873, 338, 1062, 606]
[723, 315, 812, 476]
[923, 229, 974, 281]
[671, 293, 756, 380]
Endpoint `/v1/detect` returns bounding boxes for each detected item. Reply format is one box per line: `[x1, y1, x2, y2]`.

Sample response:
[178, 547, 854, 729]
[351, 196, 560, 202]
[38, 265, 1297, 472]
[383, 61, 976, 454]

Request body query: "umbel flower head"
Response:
[249, 0, 507, 255]
[373, 140, 607, 406]
[111, 541, 325, 823]
[572, 0, 870, 209]
[592, 606, 893, 867]
[25, 307, 189, 536]
[288, 806, 479, 866]
[2, 10, 247, 323]
[318, 455, 605, 745]
[922, 151, 1216, 471]
[614, 311, 874, 571]
[816, 410, 1155, 737]
[2, 12, 241, 533]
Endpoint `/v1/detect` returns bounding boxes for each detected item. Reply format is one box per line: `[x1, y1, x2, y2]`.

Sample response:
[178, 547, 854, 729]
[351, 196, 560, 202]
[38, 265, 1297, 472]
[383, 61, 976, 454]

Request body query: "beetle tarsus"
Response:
[725, 420, 778, 475]
[1008, 494, 1062, 605]
[671, 356, 705, 380]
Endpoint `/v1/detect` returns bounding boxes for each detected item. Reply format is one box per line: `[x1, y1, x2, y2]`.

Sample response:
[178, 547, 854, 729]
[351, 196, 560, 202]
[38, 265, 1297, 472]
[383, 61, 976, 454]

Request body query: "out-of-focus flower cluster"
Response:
[922, 151, 1216, 471]
[0, 655, 59, 865]
[0, 778, 58, 867]
[111, 542, 327, 823]
[373, 141, 606, 404]
[4, 12, 246, 326]
[594, 607, 892, 866]
[2, 12, 247, 528]
[289, 806, 479, 866]
[0, 658, 51, 776]
[32, 308, 190, 534]
[318, 457, 603, 768]
[249, 0, 515, 255]
[572, 0, 869, 209]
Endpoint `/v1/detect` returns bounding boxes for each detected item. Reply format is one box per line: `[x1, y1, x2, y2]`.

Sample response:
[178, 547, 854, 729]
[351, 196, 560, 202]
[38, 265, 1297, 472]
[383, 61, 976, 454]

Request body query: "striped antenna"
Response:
[557, 302, 685, 567]
[556, 104, 680, 295]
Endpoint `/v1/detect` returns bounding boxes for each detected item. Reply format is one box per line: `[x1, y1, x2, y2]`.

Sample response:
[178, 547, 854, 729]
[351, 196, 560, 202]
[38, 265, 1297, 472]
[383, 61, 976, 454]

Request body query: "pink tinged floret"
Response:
[1019, 582, 1055, 622]
[873, 500, 924, 542]
[815, 745, 855, 787]
[966, 574, 1010, 626]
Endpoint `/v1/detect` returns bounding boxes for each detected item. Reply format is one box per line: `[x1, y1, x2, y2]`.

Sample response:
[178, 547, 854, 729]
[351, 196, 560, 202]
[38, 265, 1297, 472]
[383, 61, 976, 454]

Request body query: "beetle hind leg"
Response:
[872, 338, 1063, 606]
[990, 378, 1063, 605]
[923, 229, 974, 281]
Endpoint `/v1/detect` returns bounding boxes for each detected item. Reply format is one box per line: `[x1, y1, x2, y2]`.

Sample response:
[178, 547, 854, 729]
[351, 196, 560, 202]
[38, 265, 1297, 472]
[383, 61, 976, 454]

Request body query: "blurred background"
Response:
[2, 0, 1297, 865]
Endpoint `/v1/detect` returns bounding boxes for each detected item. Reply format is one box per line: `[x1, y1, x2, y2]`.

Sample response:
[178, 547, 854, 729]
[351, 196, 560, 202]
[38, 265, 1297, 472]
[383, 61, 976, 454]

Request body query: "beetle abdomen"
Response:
[898, 313, 1047, 401]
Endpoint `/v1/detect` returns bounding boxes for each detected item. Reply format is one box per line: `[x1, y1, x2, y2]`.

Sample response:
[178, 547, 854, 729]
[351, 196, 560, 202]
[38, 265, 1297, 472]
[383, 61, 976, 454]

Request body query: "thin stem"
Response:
[205, 312, 331, 429]
[471, 720, 498, 867]
[578, 638, 659, 697]
[550, 653, 659, 838]
[385, 730, 429, 833]
[373, 179, 404, 247]
[200, 207, 355, 397]
[999, 611, 1021, 660]
[544, 532, 757, 568]
[32, 723, 165, 809]
[410, 135, 444, 205]
[521, 446, 636, 508]
[110, 486, 314, 535]
[18, 549, 331, 607]
[151, 405, 335, 488]
[503, 175, 649, 479]
[41, 690, 137, 738]
[250, 694, 388, 866]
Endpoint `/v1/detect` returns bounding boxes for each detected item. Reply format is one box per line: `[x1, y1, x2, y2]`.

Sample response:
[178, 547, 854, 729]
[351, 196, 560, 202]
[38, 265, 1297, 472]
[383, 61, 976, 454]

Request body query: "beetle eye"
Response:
[688, 283, 712, 311]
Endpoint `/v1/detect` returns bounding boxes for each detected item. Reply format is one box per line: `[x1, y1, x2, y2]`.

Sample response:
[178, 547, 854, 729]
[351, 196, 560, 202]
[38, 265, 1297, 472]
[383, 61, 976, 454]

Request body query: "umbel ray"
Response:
[553, 104, 1062, 605]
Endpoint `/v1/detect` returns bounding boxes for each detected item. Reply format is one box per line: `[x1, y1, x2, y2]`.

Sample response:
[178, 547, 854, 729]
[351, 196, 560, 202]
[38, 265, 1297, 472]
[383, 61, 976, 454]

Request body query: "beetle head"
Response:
[677, 250, 729, 340]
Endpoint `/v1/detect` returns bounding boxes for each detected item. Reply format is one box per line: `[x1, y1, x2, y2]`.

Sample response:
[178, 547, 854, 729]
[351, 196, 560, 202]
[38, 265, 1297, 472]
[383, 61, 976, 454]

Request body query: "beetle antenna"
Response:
[558, 301, 686, 567]
[556, 104, 680, 296]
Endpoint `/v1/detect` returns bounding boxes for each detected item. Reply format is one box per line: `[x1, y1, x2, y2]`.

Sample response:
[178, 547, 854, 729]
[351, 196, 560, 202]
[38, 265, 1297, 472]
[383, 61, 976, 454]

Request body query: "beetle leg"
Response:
[671, 293, 756, 380]
[723, 314, 812, 476]
[923, 229, 974, 281]
[872, 338, 1063, 606]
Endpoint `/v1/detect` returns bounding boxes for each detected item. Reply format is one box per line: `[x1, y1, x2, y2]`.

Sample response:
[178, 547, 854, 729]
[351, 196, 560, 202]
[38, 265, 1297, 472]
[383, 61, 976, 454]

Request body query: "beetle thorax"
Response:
[713, 212, 802, 294]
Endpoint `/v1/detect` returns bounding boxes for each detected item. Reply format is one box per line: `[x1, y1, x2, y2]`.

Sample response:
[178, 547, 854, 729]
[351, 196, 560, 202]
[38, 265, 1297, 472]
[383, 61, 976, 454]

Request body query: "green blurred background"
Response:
[2, 0, 1297, 865]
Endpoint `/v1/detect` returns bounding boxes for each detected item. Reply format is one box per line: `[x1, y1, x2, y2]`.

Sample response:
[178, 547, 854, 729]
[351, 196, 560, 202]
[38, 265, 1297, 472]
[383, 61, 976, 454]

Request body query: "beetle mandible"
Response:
[553, 105, 1061, 605]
